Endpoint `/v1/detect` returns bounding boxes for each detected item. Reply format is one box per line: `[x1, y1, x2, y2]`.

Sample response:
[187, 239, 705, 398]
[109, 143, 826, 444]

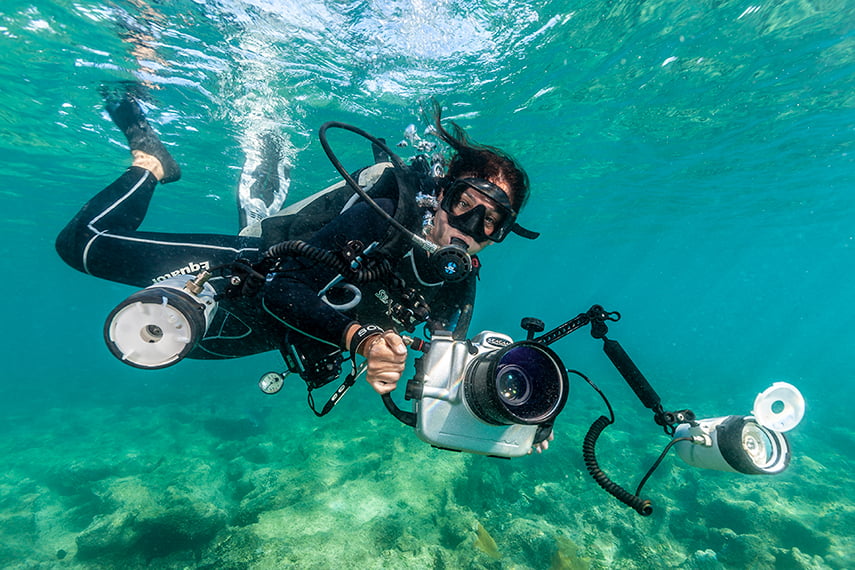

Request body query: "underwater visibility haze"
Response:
[0, 0, 853, 568]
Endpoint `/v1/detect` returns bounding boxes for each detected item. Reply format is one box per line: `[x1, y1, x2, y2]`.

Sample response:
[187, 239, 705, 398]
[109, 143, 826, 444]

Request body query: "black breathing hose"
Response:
[317, 122, 437, 255]
[316, 121, 478, 284]
[265, 240, 393, 283]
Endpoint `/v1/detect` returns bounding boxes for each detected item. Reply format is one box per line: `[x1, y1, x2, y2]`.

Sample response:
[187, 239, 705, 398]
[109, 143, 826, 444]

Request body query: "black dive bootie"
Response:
[105, 96, 182, 184]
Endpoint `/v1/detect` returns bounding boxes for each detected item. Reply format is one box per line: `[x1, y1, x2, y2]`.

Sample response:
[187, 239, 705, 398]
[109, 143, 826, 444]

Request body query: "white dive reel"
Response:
[104, 273, 218, 369]
[673, 382, 805, 474]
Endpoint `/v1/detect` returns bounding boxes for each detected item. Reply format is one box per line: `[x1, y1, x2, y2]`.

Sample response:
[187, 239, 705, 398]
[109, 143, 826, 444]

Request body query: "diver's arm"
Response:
[355, 271, 476, 396]
[345, 325, 407, 395]
[262, 270, 356, 347]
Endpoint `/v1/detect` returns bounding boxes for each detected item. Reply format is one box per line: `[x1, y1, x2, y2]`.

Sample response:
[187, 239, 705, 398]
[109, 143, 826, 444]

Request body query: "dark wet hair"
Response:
[427, 100, 530, 213]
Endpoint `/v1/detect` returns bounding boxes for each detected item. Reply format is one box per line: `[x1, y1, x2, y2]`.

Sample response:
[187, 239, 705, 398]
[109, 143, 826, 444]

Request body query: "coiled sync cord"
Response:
[582, 414, 653, 516]
[573, 369, 692, 516]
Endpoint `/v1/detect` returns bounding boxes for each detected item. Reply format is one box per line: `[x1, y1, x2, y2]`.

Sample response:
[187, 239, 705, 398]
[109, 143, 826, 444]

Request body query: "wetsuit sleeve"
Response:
[261, 199, 395, 348]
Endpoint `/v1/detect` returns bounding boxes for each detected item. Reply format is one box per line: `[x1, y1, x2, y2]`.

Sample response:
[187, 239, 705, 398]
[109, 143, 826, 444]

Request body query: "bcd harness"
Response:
[222, 157, 466, 415]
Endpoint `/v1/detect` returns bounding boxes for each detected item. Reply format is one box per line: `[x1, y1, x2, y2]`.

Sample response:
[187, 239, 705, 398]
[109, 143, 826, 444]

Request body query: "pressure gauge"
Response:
[258, 372, 285, 395]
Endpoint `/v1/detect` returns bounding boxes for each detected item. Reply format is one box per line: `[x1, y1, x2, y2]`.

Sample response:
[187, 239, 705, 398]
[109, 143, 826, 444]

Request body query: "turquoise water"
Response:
[1, 0, 853, 567]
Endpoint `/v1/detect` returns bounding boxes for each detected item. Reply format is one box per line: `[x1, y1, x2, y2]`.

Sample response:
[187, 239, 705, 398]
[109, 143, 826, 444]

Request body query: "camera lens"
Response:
[496, 364, 532, 405]
[464, 342, 568, 425]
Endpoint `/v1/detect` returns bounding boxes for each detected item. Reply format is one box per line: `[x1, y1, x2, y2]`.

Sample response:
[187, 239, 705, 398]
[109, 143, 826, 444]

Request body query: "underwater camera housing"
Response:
[382, 306, 804, 516]
[401, 330, 568, 458]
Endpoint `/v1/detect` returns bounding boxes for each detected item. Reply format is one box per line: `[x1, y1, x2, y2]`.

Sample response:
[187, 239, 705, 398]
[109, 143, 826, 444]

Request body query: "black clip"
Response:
[342, 240, 365, 265]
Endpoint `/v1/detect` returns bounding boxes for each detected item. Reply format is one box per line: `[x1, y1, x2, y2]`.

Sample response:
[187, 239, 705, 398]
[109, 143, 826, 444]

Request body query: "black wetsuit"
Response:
[56, 164, 476, 368]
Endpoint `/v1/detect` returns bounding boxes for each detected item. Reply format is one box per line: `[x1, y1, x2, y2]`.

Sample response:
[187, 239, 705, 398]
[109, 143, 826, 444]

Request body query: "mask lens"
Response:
[441, 179, 516, 242]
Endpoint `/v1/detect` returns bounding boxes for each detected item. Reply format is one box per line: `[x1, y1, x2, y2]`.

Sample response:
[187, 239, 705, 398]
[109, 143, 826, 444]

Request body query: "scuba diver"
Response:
[55, 91, 808, 507]
[55, 91, 540, 428]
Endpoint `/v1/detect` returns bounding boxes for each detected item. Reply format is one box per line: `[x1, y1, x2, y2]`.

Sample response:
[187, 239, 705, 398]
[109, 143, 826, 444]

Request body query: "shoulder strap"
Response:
[372, 163, 434, 259]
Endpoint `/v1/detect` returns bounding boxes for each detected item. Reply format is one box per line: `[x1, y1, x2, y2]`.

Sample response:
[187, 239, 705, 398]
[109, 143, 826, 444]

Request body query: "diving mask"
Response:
[440, 178, 539, 242]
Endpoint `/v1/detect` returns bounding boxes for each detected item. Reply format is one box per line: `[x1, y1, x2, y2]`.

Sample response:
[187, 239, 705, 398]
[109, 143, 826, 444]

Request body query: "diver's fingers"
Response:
[365, 352, 406, 374]
[366, 369, 400, 394]
[382, 331, 408, 356]
[365, 333, 407, 377]
[368, 377, 398, 395]
[367, 333, 406, 359]
[529, 431, 555, 454]
[364, 334, 406, 394]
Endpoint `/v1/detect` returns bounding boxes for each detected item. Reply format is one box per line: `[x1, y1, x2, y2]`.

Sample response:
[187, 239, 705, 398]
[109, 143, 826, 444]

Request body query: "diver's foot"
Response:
[105, 96, 181, 184]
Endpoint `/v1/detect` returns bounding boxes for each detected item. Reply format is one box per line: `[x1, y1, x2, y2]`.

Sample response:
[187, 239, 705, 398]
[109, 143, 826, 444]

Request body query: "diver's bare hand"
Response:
[363, 331, 408, 395]
[529, 431, 555, 454]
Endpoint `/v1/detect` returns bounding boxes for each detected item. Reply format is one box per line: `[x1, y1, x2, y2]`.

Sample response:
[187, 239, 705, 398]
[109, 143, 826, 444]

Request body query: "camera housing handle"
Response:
[381, 392, 416, 427]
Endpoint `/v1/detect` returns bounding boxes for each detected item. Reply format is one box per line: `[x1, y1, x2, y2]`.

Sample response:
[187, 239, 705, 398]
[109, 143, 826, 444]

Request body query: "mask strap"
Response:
[512, 223, 540, 239]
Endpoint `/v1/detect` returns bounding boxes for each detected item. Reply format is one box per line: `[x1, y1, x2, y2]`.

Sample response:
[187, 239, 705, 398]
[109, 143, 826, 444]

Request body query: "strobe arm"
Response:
[599, 337, 694, 433]
[532, 305, 693, 433]
[530, 305, 611, 346]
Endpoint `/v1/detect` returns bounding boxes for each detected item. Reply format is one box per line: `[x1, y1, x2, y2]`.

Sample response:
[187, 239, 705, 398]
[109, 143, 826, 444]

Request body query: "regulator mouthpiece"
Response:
[104, 274, 217, 369]
[431, 237, 472, 282]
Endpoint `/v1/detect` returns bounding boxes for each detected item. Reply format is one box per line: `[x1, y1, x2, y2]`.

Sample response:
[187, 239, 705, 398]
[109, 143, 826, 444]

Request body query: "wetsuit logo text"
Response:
[152, 261, 211, 284]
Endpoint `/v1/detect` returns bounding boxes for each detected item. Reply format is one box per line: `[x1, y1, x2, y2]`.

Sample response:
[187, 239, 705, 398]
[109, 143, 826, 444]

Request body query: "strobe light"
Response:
[104, 273, 217, 369]
[673, 382, 804, 474]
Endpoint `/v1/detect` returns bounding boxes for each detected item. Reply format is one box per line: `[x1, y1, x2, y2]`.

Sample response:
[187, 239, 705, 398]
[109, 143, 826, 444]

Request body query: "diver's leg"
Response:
[56, 164, 263, 287]
[237, 131, 290, 229]
[57, 90, 180, 281]
[57, 90, 180, 252]
[57, 92, 262, 287]
[56, 165, 157, 275]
